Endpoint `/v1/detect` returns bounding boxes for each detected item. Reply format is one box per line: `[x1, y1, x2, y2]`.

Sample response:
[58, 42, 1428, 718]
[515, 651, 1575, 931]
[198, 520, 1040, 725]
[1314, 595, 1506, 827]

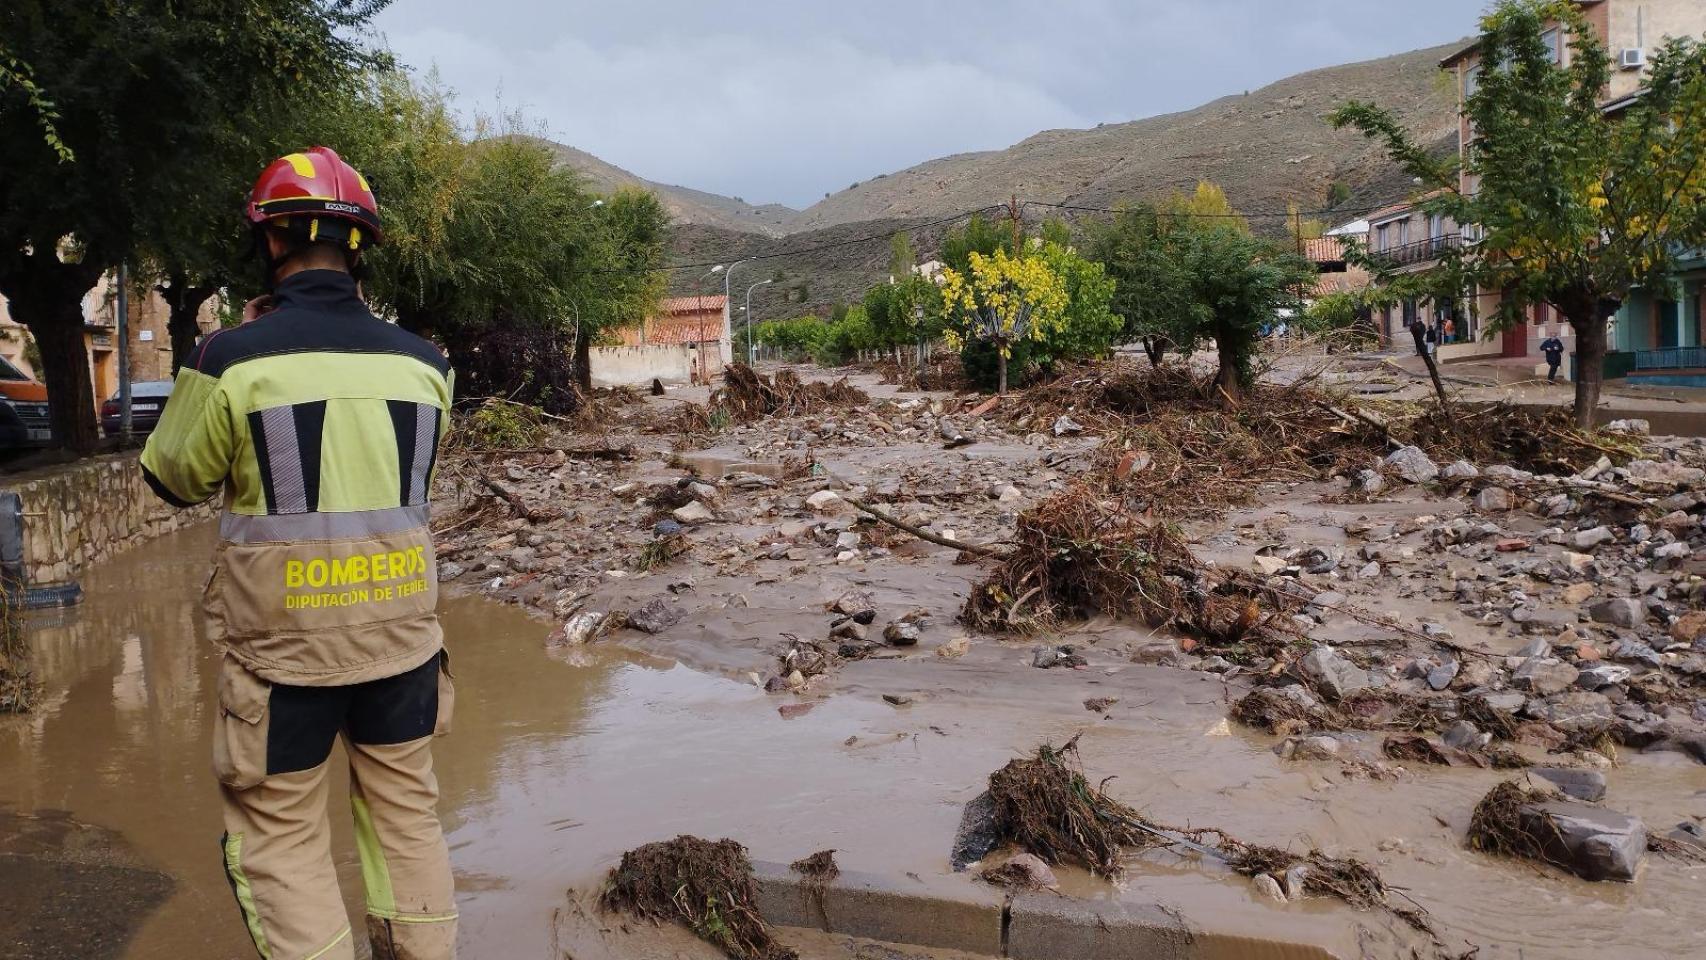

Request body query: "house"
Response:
[1436, 0, 1706, 374]
[0, 274, 215, 412]
[592, 294, 732, 388]
[1358, 195, 1480, 353]
[1301, 235, 1372, 304]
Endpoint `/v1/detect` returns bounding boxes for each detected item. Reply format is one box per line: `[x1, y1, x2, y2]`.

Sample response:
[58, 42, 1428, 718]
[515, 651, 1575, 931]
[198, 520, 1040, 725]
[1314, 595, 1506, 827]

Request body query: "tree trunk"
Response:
[0, 251, 104, 453]
[1568, 309, 1608, 429]
[1213, 339, 1242, 410]
[158, 273, 217, 375]
[573, 320, 593, 392]
[1409, 322, 1453, 416]
[1141, 335, 1171, 367]
[997, 348, 1009, 395]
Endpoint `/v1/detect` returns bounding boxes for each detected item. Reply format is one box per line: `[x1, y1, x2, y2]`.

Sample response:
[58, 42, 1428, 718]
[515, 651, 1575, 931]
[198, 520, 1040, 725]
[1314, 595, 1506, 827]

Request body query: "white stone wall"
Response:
[1, 454, 216, 584]
[589, 344, 697, 388]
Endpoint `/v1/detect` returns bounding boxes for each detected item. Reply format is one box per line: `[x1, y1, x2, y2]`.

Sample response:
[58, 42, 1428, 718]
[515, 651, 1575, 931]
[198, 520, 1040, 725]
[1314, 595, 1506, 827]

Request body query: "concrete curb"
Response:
[753, 861, 1319, 959]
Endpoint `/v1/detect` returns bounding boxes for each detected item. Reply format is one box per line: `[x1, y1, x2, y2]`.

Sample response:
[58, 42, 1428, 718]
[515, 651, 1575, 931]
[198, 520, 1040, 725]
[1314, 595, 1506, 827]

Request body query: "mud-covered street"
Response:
[4, 357, 1706, 959]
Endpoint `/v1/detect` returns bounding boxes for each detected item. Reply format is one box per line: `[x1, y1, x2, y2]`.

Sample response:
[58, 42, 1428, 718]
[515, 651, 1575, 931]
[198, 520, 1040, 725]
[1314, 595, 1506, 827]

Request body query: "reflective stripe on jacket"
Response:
[141, 269, 453, 686]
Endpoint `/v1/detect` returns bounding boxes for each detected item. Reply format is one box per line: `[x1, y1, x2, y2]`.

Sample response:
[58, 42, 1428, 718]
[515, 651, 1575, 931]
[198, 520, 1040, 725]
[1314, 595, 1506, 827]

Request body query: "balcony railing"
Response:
[1371, 234, 1465, 269]
[1633, 346, 1706, 371]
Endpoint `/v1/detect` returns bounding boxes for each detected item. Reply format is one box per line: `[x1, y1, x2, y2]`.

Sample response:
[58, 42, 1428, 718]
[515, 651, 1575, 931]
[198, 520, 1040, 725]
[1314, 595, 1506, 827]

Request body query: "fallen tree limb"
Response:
[843, 495, 1005, 557]
[479, 476, 555, 523]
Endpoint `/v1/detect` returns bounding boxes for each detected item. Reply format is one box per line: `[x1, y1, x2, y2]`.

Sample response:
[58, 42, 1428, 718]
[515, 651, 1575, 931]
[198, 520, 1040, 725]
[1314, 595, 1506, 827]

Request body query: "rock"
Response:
[1032, 646, 1061, 669]
[1514, 657, 1580, 696]
[1252, 555, 1288, 575]
[805, 490, 846, 513]
[1625, 459, 1706, 490]
[992, 484, 1024, 505]
[1518, 802, 1646, 881]
[1670, 611, 1706, 644]
[1495, 538, 1531, 552]
[628, 598, 685, 634]
[830, 620, 868, 641]
[1251, 873, 1288, 903]
[1383, 446, 1440, 484]
[1478, 691, 1529, 713]
[687, 481, 720, 504]
[1281, 735, 1343, 761]
[1576, 663, 1632, 690]
[1282, 864, 1311, 901]
[671, 501, 715, 524]
[882, 693, 914, 707]
[1652, 542, 1690, 563]
[1299, 647, 1372, 701]
[936, 636, 971, 659]
[834, 531, 862, 551]
[1611, 638, 1662, 667]
[1475, 487, 1513, 512]
[1114, 451, 1152, 479]
[1442, 460, 1481, 480]
[1589, 597, 1644, 628]
[883, 621, 921, 646]
[1529, 768, 1608, 802]
[1442, 720, 1484, 750]
[1574, 526, 1614, 551]
[1544, 691, 1617, 731]
[1296, 548, 1342, 575]
[652, 518, 684, 537]
[437, 561, 467, 582]
[1427, 659, 1461, 691]
[1561, 583, 1595, 605]
[950, 791, 1001, 871]
[1657, 510, 1696, 533]
[1605, 419, 1650, 435]
[981, 853, 1058, 890]
[1052, 415, 1084, 437]
[1352, 469, 1386, 495]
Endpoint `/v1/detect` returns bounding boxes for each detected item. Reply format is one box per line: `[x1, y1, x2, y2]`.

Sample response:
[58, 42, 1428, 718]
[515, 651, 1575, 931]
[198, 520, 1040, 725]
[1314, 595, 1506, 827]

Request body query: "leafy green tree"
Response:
[1164, 181, 1248, 233]
[938, 213, 1014, 275]
[1086, 203, 1194, 365]
[940, 249, 1069, 393]
[1332, 0, 1706, 426]
[1170, 222, 1314, 407]
[1034, 239, 1119, 364]
[0, 0, 388, 451]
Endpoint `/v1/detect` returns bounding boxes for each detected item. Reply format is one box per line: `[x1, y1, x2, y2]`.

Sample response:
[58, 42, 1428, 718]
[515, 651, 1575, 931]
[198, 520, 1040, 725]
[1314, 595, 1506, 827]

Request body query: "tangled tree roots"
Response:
[1229, 688, 1340, 734]
[1409, 402, 1642, 476]
[1466, 780, 1560, 863]
[985, 739, 1436, 935]
[961, 485, 1194, 634]
[714, 363, 869, 423]
[601, 836, 796, 960]
[986, 737, 1154, 877]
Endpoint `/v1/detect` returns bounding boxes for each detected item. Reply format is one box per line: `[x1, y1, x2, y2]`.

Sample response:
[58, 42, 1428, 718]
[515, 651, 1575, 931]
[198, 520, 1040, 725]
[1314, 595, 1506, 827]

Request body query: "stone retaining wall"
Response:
[1, 453, 216, 584]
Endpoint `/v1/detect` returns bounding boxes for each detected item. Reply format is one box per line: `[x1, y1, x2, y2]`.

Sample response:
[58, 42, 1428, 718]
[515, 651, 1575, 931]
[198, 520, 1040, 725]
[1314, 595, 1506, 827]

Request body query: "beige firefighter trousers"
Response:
[215, 650, 456, 960]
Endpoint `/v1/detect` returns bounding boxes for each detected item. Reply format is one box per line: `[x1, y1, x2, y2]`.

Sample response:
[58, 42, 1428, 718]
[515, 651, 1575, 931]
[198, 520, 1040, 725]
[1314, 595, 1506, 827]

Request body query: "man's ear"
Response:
[265, 229, 292, 260]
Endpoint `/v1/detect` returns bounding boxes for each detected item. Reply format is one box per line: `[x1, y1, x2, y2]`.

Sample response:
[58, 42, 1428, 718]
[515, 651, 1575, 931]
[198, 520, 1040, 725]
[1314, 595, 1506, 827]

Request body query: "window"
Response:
[1465, 63, 1482, 97]
[1375, 223, 1390, 251]
[1541, 28, 1561, 64]
[1397, 219, 1411, 247]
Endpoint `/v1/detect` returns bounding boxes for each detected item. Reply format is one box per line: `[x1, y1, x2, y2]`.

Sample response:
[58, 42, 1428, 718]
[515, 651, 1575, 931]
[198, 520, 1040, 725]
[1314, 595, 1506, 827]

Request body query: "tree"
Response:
[1170, 222, 1314, 407]
[1034, 239, 1119, 364]
[938, 213, 1014, 275]
[0, 0, 389, 451]
[887, 231, 916, 282]
[939, 249, 1068, 393]
[1086, 203, 1195, 365]
[1164, 181, 1248, 233]
[1331, 0, 1706, 426]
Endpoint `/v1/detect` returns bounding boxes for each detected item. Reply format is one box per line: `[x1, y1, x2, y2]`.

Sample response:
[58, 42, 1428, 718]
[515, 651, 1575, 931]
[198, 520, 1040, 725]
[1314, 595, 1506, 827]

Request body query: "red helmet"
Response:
[246, 147, 382, 249]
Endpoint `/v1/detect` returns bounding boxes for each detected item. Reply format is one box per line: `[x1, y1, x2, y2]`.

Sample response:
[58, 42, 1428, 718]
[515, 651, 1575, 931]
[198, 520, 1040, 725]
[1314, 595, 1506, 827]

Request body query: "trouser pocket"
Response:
[213, 654, 272, 790]
[434, 650, 454, 738]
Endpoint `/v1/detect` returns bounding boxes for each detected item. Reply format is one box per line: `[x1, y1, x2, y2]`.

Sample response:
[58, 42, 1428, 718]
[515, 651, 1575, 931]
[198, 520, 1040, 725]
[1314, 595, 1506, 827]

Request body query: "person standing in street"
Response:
[1541, 334, 1566, 382]
[141, 147, 458, 960]
[1423, 321, 1440, 358]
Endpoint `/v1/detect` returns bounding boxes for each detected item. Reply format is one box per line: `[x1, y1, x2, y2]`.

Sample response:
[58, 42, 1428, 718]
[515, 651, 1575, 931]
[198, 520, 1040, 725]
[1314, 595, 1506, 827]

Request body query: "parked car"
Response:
[101, 380, 174, 436]
[0, 355, 51, 450]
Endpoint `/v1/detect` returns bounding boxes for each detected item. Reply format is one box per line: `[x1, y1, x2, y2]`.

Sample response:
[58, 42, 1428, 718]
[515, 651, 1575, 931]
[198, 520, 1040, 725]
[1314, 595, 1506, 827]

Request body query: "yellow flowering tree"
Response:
[939, 249, 1068, 393]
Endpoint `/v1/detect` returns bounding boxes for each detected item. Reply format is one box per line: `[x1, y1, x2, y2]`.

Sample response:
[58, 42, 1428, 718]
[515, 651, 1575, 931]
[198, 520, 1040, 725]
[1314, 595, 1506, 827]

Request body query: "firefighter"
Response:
[141, 147, 457, 960]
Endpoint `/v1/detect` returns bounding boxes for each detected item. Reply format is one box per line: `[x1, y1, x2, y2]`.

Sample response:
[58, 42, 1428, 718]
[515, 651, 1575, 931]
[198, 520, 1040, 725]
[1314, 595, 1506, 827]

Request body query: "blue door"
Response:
[1658, 300, 1681, 349]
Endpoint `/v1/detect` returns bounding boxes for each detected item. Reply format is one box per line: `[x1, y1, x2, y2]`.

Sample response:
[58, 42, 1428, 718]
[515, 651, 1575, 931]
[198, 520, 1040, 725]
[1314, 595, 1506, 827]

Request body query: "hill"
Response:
[528, 138, 799, 237]
[788, 41, 1462, 233]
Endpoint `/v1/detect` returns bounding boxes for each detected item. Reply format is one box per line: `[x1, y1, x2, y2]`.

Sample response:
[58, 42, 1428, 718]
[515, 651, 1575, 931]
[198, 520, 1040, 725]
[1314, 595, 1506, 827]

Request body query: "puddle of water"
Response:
[2, 523, 1702, 960]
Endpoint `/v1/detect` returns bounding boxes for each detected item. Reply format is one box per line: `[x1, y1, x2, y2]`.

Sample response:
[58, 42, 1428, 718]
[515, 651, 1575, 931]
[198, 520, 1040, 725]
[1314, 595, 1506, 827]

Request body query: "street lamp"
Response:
[745, 279, 774, 365]
[694, 265, 724, 384]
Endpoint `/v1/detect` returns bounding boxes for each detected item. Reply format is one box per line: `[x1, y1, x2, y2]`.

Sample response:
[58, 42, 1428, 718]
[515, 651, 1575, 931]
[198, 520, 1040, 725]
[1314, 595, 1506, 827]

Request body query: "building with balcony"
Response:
[1437, 0, 1706, 375]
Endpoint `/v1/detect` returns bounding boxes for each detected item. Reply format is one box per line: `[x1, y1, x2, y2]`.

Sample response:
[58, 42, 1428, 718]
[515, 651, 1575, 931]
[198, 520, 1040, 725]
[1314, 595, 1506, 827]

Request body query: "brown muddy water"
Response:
[2, 524, 1703, 959]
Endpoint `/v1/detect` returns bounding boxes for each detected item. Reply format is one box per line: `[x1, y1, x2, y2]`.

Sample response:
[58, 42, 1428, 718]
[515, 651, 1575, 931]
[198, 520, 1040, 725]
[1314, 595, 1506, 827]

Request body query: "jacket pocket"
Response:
[434, 650, 454, 738]
[212, 654, 272, 790]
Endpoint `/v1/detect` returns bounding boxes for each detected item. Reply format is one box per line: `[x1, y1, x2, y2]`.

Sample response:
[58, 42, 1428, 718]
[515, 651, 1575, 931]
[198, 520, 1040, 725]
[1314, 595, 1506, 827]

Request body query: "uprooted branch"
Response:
[601, 835, 797, 960]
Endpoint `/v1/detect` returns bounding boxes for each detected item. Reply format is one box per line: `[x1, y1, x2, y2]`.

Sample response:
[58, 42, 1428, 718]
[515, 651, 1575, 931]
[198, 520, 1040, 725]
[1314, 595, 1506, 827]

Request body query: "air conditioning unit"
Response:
[1619, 48, 1647, 70]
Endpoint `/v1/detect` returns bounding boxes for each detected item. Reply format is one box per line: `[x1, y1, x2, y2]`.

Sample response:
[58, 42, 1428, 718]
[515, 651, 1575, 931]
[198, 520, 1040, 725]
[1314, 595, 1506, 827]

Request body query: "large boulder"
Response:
[1519, 802, 1646, 881]
[1299, 646, 1373, 701]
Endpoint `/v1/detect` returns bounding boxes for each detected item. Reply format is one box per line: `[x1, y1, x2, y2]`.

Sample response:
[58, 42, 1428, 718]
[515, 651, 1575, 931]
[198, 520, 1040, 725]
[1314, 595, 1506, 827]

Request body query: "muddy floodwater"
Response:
[2, 523, 1704, 959]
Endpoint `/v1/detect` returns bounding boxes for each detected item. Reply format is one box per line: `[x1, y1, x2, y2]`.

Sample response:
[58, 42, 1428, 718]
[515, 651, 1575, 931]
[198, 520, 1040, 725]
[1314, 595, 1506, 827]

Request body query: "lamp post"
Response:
[721, 257, 754, 371]
[744, 279, 774, 365]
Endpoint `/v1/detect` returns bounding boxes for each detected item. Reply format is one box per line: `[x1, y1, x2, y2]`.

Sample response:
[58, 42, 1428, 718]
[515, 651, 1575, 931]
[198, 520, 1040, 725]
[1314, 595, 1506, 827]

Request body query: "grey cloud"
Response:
[375, 0, 1487, 208]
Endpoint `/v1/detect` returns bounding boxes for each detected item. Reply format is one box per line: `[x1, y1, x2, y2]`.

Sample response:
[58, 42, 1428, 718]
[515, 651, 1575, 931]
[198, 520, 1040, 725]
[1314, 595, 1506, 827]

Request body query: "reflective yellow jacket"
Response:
[141, 270, 453, 686]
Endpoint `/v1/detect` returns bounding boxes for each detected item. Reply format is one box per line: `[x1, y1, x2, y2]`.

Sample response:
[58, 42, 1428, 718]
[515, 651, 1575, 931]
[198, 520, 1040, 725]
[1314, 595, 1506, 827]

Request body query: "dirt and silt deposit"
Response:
[417, 356, 1706, 958]
[3, 355, 1704, 960]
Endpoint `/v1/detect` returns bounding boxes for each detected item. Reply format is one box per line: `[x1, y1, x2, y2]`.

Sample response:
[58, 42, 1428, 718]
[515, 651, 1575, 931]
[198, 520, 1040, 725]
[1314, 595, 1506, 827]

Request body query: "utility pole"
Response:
[1008, 194, 1023, 251]
[744, 279, 773, 365]
[116, 262, 132, 444]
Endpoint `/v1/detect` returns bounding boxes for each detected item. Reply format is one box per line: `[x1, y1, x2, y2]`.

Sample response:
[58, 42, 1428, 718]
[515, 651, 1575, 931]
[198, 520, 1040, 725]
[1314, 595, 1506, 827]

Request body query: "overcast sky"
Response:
[374, 0, 1487, 210]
